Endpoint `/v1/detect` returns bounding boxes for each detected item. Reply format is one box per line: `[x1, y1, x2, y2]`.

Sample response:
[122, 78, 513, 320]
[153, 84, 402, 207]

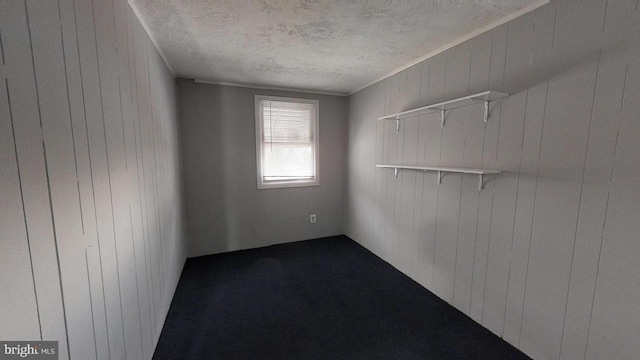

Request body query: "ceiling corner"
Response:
[127, 0, 177, 78]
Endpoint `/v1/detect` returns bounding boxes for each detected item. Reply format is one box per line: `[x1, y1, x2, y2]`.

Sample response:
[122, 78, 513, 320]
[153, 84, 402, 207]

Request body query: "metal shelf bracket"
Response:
[395, 118, 400, 133]
[394, 167, 398, 179]
[437, 171, 442, 186]
[440, 110, 446, 128]
[483, 100, 490, 123]
[478, 174, 484, 192]
[470, 98, 491, 123]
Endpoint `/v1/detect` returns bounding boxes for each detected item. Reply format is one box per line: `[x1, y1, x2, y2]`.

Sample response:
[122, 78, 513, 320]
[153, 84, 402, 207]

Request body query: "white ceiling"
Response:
[130, 0, 545, 95]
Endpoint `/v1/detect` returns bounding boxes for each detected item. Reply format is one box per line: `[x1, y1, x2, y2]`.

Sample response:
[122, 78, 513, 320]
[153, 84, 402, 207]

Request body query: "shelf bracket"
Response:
[478, 174, 484, 192]
[440, 110, 446, 128]
[395, 118, 400, 134]
[483, 100, 490, 123]
[437, 171, 442, 186]
[394, 167, 398, 179]
[469, 98, 491, 123]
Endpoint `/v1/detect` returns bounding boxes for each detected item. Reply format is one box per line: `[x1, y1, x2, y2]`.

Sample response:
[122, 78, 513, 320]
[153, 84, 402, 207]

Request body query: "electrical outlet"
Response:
[310, 214, 316, 224]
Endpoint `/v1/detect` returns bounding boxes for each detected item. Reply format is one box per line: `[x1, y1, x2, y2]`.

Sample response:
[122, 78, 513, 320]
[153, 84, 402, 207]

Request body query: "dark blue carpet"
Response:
[153, 235, 531, 360]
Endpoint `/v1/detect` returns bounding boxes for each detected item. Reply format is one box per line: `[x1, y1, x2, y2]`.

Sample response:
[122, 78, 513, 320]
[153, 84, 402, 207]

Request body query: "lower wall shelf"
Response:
[376, 164, 502, 191]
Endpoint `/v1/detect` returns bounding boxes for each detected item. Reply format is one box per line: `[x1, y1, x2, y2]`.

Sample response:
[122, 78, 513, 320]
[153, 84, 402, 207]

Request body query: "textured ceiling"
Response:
[131, 0, 543, 95]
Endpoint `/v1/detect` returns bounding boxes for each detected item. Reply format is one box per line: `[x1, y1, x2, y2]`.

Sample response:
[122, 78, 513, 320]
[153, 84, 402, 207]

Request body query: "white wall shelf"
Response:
[378, 91, 509, 131]
[376, 164, 502, 191]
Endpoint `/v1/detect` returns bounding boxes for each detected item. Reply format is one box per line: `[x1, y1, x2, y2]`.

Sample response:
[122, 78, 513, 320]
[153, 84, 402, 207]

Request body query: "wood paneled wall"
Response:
[346, 1, 640, 359]
[0, 1, 186, 359]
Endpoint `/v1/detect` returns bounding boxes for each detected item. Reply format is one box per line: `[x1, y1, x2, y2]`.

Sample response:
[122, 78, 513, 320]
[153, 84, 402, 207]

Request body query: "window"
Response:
[255, 95, 319, 189]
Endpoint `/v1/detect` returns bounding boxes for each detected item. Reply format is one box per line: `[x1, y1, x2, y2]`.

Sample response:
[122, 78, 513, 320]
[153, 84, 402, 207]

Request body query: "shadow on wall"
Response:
[502, 5, 640, 97]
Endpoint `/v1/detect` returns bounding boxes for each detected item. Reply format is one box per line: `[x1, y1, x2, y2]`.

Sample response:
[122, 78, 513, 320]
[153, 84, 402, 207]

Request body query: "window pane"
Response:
[256, 95, 318, 189]
[263, 144, 314, 180]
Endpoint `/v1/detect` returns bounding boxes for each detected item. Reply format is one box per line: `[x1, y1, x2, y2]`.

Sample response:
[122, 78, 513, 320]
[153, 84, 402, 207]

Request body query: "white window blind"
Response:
[255, 96, 319, 189]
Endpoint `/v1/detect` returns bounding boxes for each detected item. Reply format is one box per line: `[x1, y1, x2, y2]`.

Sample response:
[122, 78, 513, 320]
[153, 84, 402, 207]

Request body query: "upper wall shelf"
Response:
[378, 91, 509, 131]
[376, 164, 502, 191]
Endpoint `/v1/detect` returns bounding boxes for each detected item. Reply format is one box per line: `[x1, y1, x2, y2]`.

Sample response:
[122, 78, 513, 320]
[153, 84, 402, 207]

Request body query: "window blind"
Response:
[260, 100, 315, 181]
[262, 101, 313, 144]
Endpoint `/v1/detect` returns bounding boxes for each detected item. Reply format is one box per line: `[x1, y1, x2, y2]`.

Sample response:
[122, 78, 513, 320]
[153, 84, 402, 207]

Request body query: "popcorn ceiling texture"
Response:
[132, 0, 537, 94]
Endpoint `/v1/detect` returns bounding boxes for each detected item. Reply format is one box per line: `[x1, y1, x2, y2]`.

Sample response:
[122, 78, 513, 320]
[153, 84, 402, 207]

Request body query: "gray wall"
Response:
[346, 1, 640, 360]
[0, 1, 186, 359]
[179, 80, 347, 257]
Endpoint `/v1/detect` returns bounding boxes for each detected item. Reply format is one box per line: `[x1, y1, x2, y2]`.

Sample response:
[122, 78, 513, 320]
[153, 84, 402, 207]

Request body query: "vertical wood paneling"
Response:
[27, 1, 95, 358]
[418, 54, 444, 289]
[453, 32, 492, 315]
[502, 3, 556, 348]
[126, 12, 155, 354]
[0, 0, 186, 359]
[148, 47, 168, 317]
[73, 0, 113, 358]
[382, 78, 396, 264]
[89, 0, 128, 356]
[482, 15, 533, 336]
[520, 31, 599, 360]
[469, 26, 507, 324]
[502, 78, 548, 347]
[346, 1, 640, 359]
[586, 48, 640, 360]
[388, 74, 403, 268]
[132, 17, 159, 343]
[559, 46, 627, 360]
[372, 84, 386, 258]
[398, 65, 422, 278]
[0, 26, 41, 340]
[432, 43, 471, 303]
[397, 116, 418, 276]
[362, 85, 380, 255]
[0, 2, 68, 356]
[114, 0, 145, 358]
[411, 61, 430, 288]
[121, 5, 153, 358]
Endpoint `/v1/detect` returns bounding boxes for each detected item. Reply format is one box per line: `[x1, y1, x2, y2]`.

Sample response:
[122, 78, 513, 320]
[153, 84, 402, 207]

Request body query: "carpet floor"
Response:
[153, 235, 531, 359]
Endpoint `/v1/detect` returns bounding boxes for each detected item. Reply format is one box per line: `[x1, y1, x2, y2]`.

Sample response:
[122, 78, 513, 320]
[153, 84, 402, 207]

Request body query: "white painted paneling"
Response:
[72, 1, 114, 358]
[395, 69, 417, 276]
[27, 1, 96, 358]
[432, 43, 471, 303]
[452, 33, 492, 316]
[0, 26, 41, 340]
[520, 43, 598, 360]
[503, 78, 548, 348]
[469, 26, 506, 324]
[418, 54, 445, 290]
[586, 46, 640, 360]
[0, 2, 68, 357]
[372, 84, 387, 259]
[482, 14, 534, 337]
[122, 7, 154, 359]
[346, 1, 640, 359]
[0, 1, 186, 359]
[502, 2, 556, 348]
[387, 73, 402, 269]
[397, 116, 419, 277]
[559, 46, 628, 360]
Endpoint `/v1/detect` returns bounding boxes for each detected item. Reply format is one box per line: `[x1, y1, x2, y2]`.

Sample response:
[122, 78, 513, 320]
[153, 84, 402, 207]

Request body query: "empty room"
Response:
[1, 0, 639, 359]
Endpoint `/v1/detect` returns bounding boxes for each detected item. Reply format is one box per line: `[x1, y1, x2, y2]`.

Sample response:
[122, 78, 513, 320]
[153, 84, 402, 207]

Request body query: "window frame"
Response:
[255, 95, 320, 190]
